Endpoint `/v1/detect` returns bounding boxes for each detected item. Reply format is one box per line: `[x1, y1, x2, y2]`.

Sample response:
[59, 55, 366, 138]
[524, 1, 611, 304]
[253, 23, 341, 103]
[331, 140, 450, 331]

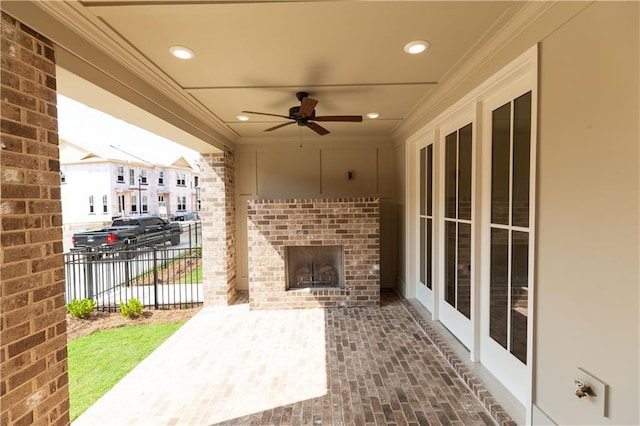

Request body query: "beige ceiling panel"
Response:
[51, 0, 523, 144]
[87, 2, 520, 87]
[188, 85, 435, 124]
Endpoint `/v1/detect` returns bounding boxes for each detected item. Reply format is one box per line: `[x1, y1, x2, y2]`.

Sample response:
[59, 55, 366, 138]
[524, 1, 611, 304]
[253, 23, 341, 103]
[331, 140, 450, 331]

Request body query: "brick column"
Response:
[200, 147, 236, 305]
[1, 12, 69, 426]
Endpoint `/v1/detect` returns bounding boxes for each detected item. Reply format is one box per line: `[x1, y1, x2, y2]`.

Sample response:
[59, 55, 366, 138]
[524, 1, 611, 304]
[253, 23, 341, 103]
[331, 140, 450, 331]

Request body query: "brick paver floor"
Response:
[73, 293, 501, 425]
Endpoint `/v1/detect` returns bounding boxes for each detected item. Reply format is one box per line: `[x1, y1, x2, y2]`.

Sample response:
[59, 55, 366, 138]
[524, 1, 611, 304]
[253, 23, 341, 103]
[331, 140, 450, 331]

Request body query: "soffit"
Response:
[75, 1, 522, 142]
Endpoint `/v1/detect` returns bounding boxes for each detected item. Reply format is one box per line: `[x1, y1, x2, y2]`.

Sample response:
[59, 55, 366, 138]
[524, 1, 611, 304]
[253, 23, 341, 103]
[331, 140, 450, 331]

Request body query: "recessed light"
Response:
[366, 112, 380, 119]
[404, 40, 429, 55]
[236, 115, 250, 121]
[169, 45, 195, 60]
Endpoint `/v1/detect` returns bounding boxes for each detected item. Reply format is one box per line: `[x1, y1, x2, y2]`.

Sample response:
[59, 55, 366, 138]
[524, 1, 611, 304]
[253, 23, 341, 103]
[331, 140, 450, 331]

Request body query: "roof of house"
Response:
[60, 139, 199, 171]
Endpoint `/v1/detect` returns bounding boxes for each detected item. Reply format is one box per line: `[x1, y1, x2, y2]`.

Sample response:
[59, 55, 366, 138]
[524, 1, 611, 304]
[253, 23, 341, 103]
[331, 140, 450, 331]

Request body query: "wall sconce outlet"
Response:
[574, 367, 608, 418]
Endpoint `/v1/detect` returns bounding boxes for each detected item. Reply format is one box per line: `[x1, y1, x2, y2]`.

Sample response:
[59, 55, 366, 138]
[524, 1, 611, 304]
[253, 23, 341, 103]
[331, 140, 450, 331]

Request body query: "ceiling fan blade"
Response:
[242, 110, 292, 119]
[264, 122, 295, 132]
[314, 115, 363, 122]
[298, 97, 318, 117]
[305, 121, 330, 136]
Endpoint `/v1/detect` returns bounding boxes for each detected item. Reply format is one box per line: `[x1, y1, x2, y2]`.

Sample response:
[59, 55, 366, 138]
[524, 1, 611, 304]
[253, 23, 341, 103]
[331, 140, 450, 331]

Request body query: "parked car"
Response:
[71, 216, 182, 253]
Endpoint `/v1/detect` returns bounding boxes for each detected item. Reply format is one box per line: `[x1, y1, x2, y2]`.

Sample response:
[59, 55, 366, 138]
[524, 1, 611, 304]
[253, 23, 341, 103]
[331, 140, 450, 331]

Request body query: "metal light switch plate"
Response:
[576, 367, 608, 418]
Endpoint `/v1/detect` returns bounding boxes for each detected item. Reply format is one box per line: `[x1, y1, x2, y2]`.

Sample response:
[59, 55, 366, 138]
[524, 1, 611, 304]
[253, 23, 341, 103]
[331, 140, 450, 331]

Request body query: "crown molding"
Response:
[4, 0, 237, 150]
[393, 1, 561, 143]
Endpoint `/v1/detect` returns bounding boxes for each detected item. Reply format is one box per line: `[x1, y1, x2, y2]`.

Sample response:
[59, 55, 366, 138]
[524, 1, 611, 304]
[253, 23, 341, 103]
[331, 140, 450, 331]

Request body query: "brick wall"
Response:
[1, 12, 69, 426]
[247, 198, 380, 309]
[200, 147, 236, 305]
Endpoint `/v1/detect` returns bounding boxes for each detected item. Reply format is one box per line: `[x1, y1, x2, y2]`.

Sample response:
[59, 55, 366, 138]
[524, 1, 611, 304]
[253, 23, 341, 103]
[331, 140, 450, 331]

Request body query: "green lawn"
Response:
[179, 265, 202, 284]
[67, 322, 185, 421]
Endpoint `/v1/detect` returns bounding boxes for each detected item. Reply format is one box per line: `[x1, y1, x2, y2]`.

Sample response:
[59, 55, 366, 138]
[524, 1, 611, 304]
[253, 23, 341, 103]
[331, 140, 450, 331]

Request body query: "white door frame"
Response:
[404, 45, 539, 423]
[479, 60, 538, 413]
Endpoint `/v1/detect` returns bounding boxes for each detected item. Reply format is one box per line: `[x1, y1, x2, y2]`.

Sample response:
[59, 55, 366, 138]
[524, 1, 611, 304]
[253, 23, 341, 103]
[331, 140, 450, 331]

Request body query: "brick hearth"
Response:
[247, 198, 380, 309]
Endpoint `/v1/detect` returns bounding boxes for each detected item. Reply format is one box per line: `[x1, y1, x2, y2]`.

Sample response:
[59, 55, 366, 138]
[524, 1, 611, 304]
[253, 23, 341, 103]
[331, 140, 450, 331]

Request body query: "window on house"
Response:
[140, 170, 147, 185]
[158, 171, 164, 185]
[102, 195, 108, 214]
[129, 169, 135, 185]
[158, 195, 165, 203]
[89, 195, 95, 214]
[194, 176, 199, 188]
[176, 173, 186, 186]
[131, 195, 137, 213]
[142, 196, 148, 213]
[177, 196, 186, 212]
[117, 166, 124, 183]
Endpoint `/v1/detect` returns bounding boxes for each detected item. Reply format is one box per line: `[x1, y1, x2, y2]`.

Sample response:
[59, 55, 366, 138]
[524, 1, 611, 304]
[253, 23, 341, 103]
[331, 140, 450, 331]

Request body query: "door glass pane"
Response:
[511, 231, 529, 364]
[427, 145, 433, 216]
[490, 228, 509, 349]
[445, 132, 457, 219]
[426, 218, 433, 289]
[445, 221, 457, 306]
[458, 124, 473, 220]
[420, 147, 426, 216]
[512, 92, 532, 228]
[420, 217, 426, 285]
[491, 103, 511, 225]
[457, 223, 471, 318]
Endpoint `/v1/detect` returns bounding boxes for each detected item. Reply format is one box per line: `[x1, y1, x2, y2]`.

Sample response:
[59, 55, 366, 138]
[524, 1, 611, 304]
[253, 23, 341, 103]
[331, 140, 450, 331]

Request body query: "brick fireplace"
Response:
[247, 198, 380, 309]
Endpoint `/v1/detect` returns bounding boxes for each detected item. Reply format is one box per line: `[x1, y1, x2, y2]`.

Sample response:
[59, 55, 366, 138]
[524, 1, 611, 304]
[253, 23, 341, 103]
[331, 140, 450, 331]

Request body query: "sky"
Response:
[57, 95, 201, 165]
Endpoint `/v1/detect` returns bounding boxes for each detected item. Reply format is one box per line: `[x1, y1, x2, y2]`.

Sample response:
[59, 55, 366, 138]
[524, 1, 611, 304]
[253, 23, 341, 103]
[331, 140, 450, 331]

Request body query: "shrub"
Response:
[120, 298, 144, 319]
[66, 298, 95, 319]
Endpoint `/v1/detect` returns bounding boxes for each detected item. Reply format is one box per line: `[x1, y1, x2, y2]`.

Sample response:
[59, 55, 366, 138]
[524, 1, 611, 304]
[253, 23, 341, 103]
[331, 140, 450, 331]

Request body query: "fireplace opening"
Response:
[286, 245, 344, 290]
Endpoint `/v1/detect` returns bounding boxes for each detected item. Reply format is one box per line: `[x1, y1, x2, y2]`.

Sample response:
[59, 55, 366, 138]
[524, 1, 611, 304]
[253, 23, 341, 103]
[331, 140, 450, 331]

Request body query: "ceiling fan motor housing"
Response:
[242, 91, 362, 135]
[289, 106, 316, 120]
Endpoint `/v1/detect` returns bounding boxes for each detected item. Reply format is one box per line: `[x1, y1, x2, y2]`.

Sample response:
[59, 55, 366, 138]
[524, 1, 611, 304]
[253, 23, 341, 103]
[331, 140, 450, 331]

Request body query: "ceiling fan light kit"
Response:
[241, 91, 363, 136]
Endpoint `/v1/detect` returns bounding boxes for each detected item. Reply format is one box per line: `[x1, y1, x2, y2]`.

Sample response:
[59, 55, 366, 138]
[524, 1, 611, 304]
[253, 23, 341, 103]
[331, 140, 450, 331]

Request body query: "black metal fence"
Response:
[64, 222, 202, 311]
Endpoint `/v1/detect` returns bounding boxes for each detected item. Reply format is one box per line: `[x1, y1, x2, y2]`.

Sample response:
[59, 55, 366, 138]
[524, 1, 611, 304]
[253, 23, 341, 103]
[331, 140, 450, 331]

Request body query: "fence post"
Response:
[124, 257, 130, 288]
[153, 247, 159, 309]
[188, 223, 192, 248]
[84, 252, 95, 300]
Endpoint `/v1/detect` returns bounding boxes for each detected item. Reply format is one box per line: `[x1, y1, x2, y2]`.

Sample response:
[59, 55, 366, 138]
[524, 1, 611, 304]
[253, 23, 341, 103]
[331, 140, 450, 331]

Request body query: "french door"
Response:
[410, 46, 537, 415]
[438, 121, 474, 349]
[417, 143, 435, 309]
[481, 86, 535, 405]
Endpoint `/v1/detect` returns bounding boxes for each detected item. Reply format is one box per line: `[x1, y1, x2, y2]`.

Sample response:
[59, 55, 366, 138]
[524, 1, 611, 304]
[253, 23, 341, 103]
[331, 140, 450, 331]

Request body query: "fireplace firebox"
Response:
[286, 246, 344, 290]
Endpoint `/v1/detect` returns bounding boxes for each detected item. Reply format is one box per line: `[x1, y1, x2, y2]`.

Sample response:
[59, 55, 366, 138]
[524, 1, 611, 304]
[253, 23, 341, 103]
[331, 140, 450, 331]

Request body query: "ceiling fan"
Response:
[242, 92, 363, 136]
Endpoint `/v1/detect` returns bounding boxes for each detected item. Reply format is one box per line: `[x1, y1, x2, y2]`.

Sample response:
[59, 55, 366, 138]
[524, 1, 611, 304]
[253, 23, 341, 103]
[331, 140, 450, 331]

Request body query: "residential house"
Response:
[0, 2, 637, 426]
[59, 139, 200, 228]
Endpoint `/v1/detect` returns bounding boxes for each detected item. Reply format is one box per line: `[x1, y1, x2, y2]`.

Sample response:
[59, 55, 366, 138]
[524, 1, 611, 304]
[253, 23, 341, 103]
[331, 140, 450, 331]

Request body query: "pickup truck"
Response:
[71, 216, 182, 252]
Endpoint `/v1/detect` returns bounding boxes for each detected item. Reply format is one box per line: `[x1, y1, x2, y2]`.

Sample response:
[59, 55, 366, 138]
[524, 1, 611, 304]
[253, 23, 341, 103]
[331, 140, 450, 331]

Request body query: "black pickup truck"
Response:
[72, 216, 182, 252]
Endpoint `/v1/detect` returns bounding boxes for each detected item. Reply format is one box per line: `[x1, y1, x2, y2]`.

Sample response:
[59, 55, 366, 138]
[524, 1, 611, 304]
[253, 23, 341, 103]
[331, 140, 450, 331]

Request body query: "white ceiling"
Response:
[9, 1, 526, 144]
